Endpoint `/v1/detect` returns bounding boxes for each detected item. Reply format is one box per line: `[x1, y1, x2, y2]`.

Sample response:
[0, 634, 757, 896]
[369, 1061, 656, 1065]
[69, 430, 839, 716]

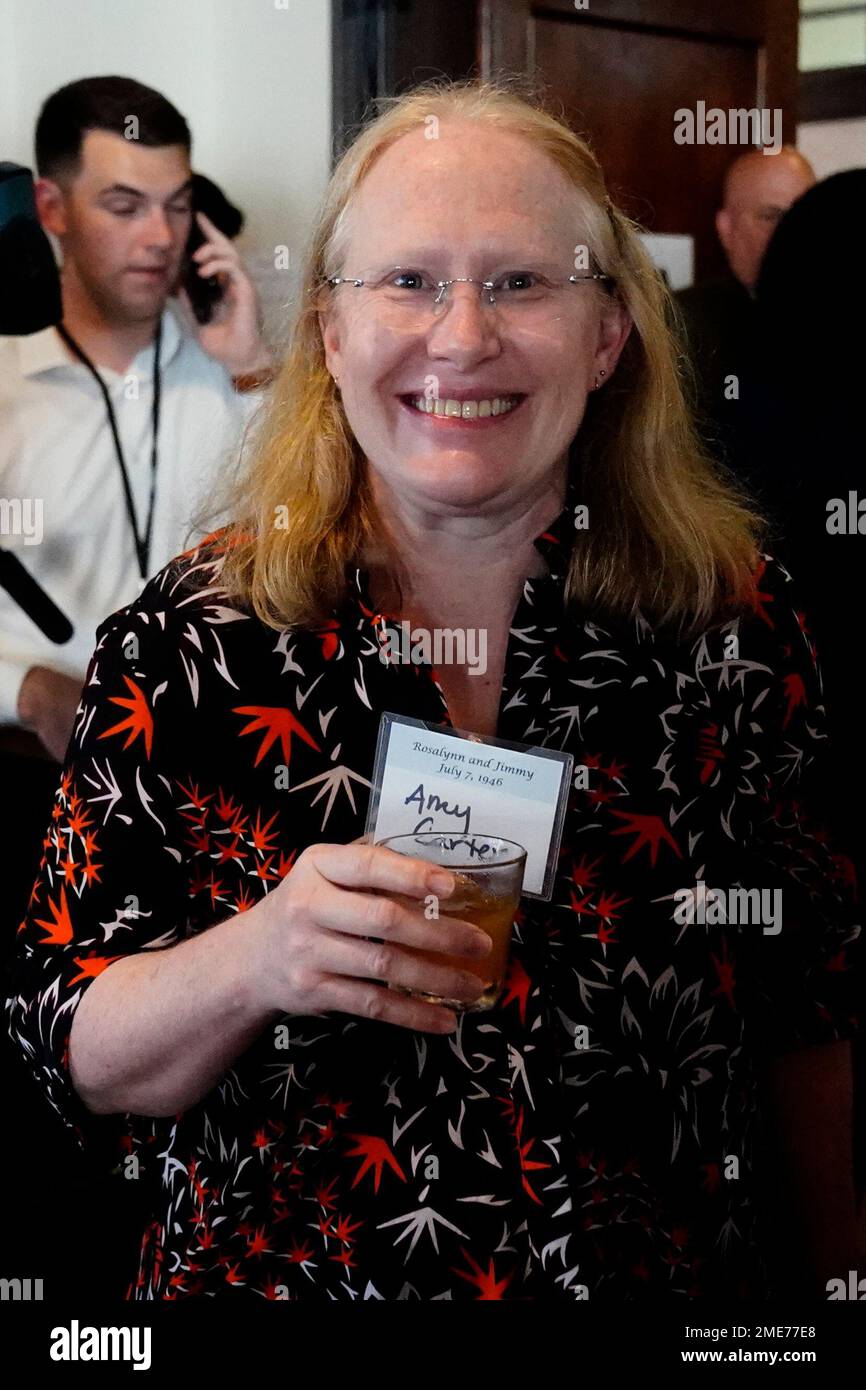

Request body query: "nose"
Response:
[141, 203, 174, 252]
[426, 282, 501, 365]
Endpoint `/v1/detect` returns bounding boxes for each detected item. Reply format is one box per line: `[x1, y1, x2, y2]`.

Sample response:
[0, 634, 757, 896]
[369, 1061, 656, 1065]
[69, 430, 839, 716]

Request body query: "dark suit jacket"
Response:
[676, 277, 756, 475]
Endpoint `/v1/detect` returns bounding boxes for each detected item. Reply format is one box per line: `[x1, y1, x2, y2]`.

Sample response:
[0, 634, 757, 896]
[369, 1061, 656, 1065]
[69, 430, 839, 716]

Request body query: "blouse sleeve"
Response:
[4, 583, 189, 1148]
[740, 558, 861, 1055]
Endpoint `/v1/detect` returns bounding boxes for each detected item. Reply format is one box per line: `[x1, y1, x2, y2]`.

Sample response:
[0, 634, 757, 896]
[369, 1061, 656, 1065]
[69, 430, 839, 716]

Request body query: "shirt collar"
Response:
[16, 304, 183, 380]
[15, 325, 67, 377]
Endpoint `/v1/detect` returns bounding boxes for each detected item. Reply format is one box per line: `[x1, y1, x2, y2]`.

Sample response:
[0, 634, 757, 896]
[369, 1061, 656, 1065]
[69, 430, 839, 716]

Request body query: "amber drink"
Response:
[376, 833, 526, 1012]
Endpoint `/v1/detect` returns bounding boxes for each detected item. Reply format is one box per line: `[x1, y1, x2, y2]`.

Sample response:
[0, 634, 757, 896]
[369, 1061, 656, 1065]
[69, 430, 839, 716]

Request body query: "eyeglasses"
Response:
[324, 265, 614, 328]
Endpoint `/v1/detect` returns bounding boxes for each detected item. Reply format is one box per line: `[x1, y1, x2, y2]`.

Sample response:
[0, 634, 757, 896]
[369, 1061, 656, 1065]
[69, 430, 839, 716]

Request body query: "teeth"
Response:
[410, 395, 517, 418]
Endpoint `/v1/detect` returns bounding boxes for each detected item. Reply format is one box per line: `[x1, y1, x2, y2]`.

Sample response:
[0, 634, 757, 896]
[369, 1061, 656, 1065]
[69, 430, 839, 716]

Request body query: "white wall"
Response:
[798, 118, 866, 179]
[0, 0, 332, 339]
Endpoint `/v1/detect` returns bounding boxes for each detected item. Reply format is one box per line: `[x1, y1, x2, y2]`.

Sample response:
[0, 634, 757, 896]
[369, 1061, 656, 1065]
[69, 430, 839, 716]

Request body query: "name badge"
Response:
[365, 713, 572, 899]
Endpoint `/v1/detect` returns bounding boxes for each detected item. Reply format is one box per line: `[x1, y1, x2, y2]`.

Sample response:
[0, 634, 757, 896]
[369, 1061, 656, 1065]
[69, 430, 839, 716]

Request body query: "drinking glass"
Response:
[375, 832, 527, 1012]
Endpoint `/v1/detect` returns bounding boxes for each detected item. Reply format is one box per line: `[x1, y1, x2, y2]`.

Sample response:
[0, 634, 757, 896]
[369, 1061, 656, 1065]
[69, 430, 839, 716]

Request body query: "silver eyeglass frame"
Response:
[324, 268, 614, 307]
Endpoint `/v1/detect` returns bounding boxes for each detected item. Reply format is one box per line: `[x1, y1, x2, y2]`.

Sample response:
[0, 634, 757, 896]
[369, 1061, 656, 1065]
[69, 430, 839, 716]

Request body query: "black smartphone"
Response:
[180, 173, 244, 325]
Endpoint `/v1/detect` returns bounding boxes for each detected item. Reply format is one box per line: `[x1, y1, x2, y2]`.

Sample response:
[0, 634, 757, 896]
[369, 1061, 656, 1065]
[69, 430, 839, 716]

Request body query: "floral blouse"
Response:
[6, 494, 860, 1301]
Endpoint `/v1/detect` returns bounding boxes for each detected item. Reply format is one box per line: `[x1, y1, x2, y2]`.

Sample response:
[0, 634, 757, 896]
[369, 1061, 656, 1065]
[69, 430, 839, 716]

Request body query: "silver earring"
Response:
[595, 369, 607, 389]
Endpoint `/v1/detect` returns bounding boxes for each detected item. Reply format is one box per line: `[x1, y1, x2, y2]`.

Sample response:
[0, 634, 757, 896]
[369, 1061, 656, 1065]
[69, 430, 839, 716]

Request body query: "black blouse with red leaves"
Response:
[6, 496, 860, 1300]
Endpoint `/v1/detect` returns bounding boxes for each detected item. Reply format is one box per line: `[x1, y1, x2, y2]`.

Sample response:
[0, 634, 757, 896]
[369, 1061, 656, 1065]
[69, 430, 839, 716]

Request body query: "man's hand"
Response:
[17, 665, 83, 763]
[180, 210, 273, 377]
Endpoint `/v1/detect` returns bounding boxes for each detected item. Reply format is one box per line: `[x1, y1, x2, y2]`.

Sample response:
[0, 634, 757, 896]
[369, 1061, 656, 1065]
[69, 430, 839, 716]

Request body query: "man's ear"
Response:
[34, 178, 68, 238]
[715, 207, 732, 254]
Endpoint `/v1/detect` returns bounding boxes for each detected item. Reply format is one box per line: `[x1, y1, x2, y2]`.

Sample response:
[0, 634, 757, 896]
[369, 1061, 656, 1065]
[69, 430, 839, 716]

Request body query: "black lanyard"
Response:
[57, 319, 162, 580]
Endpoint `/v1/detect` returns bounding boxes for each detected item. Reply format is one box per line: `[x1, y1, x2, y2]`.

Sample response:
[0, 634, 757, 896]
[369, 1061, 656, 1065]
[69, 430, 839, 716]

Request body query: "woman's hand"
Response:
[248, 842, 493, 1033]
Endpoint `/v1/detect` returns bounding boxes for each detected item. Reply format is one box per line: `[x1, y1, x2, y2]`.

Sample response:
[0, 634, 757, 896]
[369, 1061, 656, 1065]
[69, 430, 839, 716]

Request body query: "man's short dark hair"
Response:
[35, 76, 191, 182]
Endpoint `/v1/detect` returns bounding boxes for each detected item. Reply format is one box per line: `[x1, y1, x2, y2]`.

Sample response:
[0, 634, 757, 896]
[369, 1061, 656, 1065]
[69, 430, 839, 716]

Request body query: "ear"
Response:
[34, 178, 68, 238]
[318, 305, 343, 382]
[593, 297, 632, 381]
[715, 207, 732, 254]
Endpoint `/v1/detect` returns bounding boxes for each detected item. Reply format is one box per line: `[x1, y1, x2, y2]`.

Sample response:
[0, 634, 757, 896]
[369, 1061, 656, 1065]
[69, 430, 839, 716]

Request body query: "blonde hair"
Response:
[212, 79, 762, 635]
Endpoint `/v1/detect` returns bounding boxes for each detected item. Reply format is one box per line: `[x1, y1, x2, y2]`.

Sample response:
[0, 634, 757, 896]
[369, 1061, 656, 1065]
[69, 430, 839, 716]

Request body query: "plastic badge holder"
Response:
[364, 711, 573, 901]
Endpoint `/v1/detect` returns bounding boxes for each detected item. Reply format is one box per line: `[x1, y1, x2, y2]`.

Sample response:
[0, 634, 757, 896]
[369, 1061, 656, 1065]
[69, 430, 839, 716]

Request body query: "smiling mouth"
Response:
[402, 393, 525, 420]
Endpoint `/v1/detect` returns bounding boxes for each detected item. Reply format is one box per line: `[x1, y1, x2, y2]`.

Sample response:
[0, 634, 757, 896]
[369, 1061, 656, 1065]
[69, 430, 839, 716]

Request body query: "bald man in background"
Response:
[677, 147, 815, 471]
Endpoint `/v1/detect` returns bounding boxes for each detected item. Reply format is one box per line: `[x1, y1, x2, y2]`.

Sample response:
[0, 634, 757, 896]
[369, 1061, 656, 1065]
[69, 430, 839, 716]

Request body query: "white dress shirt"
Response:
[0, 305, 258, 725]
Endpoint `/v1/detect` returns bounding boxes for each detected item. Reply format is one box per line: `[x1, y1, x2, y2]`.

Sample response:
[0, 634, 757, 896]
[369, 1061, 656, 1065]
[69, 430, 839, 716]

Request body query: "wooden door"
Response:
[479, 0, 799, 281]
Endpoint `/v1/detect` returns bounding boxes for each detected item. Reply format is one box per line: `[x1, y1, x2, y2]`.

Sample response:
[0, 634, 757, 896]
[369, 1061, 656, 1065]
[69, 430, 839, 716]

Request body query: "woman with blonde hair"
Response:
[8, 81, 861, 1300]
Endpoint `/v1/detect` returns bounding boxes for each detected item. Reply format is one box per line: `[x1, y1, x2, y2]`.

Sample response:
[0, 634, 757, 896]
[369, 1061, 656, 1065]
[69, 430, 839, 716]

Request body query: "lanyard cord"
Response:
[56, 318, 162, 580]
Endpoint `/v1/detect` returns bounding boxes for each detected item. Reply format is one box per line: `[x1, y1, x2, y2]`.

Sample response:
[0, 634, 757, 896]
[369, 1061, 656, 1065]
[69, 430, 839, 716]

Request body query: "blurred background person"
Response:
[735, 169, 866, 893]
[0, 73, 273, 1297]
[717, 146, 816, 298]
[731, 165, 866, 1217]
[677, 147, 815, 476]
[0, 76, 274, 937]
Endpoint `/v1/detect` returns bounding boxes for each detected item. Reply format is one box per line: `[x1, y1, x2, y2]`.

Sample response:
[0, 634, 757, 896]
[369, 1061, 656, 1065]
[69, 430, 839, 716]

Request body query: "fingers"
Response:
[190, 209, 244, 286]
[193, 255, 243, 283]
[310, 841, 455, 900]
[313, 929, 486, 1006]
[317, 976, 459, 1035]
[193, 209, 231, 251]
[312, 882, 490, 960]
[262, 843, 499, 1035]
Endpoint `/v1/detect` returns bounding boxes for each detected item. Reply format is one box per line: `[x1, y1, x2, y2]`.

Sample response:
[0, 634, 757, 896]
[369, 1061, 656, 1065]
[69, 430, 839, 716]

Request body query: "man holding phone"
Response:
[0, 73, 276, 1297]
[0, 75, 274, 928]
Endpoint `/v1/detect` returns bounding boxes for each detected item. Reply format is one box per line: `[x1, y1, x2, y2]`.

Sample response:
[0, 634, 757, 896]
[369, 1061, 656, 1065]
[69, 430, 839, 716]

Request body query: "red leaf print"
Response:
[498, 956, 532, 1025]
[34, 887, 74, 945]
[344, 1133, 407, 1192]
[571, 854, 602, 891]
[609, 811, 682, 866]
[742, 559, 775, 628]
[782, 673, 806, 728]
[595, 889, 631, 921]
[697, 722, 724, 785]
[98, 675, 154, 757]
[245, 1227, 272, 1257]
[314, 619, 341, 661]
[233, 705, 321, 767]
[451, 1247, 514, 1299]
[710, 939, 736, 1008]
[68, 954, 123, 985]
[249, 809, 280, 853]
